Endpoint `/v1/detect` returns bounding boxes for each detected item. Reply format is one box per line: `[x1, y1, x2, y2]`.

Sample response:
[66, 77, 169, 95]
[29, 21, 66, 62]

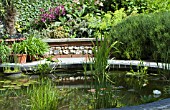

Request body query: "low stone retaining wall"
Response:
[43, 38, 100, 58]
[1, 58, 169, 71]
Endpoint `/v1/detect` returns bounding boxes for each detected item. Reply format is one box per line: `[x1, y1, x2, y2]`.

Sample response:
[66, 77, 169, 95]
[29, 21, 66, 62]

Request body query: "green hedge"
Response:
[102, 0, 170, 14]
[110, 11, 170, 62]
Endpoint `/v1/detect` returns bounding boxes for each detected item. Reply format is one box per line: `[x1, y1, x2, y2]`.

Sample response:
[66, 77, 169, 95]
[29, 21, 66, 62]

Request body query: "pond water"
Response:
[54, 70, 170, 107]
[0, 70, 170, 109]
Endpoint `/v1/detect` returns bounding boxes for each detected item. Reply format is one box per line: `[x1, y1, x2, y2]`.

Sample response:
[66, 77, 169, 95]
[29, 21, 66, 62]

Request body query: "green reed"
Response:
[87, 34, 119, 109]
[154, 47, 170, 79]
[26, 77, 60, 110]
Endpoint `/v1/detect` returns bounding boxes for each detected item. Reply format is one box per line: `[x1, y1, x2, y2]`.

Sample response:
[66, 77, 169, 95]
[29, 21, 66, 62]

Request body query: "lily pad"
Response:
[0, 81, 5, 83]
[3, 85, 14, 88]
[0, 88, 6, 91]
[29, 80, 38, 84]
[11, 82, 17, 85]
[23, 83, 30, 87]
[4, 80, 12, 84]
[13, 86, 21, 89]
[16, 84, 22, 87]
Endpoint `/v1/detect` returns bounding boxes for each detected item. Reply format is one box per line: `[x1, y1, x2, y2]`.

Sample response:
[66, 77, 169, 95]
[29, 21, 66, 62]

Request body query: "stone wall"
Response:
[48, 46, 94, 58]
[43, 38, 100, 58]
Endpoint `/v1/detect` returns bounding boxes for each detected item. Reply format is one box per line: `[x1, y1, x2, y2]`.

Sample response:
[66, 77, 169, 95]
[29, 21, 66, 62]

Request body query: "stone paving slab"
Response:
[104, 98, 170, 110]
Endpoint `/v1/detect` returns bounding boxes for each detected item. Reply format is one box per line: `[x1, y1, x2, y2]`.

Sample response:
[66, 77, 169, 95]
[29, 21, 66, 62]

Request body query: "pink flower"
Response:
[49, 8, 54, 13]
[55, 6, 60, 15]
[48, 14, 55, 20]
[41, 18, 46, 22]
[60, 6, 66, 15]
[40, 8, 45, 12]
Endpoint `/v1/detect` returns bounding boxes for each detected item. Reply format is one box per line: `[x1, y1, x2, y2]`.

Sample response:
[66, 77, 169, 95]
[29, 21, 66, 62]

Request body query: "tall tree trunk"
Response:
[4, 0, 17, 36]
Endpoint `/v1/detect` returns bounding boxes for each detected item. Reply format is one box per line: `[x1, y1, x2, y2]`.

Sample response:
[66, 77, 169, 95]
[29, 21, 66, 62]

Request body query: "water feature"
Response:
[0, 69, 169, 110]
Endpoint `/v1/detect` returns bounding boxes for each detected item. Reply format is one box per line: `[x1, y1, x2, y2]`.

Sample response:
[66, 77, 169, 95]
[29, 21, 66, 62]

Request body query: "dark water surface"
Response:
[0, 70, 169, 109]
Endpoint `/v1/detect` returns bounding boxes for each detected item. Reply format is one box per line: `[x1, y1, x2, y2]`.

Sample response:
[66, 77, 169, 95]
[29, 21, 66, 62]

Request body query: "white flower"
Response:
[153, 90, 161, 95]
[73, 0, 80, 4]
[0, 25, 3, 28]
[99, 2, 103, 6]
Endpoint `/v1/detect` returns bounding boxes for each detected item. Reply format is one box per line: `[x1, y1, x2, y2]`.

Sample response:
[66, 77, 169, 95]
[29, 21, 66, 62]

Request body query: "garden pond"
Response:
[0, 69, 170, 110]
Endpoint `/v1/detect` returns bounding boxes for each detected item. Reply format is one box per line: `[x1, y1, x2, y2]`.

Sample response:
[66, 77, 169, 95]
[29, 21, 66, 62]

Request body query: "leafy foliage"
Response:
[0, 41, 11, 62]
[89, 34, 119, 109]
[24, 34, 49, 56]
[145, 0, 170, 13]
[102, 0, 170, 14]
[102, 0, 147, 14]
[110, 11, 170, 61]
[14, 0, 54, 32]
[1, 0, 169, 39]
[12, 41, 27, 54]
[12, 35, 49, 56]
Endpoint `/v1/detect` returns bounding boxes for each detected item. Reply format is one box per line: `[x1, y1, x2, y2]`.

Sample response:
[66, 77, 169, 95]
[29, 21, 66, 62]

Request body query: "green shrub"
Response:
[102, 0, 170, 14]
[110, 11, 170, 61]
[145, 0, 170, 13]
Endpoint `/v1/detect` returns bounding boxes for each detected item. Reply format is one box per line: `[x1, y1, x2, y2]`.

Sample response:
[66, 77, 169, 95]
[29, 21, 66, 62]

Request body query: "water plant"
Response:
[87, 34, 119, 109]
[0, 89, 24, 110]
[32, 62, 56, 77]
[126, 61, 148, 78]
[140, 95, 157, 103]
[26, 78, 60, 110]
[59, 88, 95, 110]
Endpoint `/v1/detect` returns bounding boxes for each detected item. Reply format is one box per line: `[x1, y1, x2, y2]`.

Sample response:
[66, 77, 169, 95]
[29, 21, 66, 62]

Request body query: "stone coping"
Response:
[42, 38, 102, 43]
[105, 98, 170, 110]
[0, 58, 169, 70]
[0, 58, 169, 73]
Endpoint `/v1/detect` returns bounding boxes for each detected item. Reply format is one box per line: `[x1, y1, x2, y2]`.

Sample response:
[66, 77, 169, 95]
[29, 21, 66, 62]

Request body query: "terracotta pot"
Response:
[16, 54, 27, 63]
[27, 55, 38, 62]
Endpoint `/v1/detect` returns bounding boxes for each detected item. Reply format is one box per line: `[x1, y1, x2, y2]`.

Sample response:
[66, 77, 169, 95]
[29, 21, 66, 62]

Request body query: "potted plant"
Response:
[0, 40, 22, 74]
[25, 34, 49, 61]
[12, 41, 27, 63]
[0, 40, 11, 63]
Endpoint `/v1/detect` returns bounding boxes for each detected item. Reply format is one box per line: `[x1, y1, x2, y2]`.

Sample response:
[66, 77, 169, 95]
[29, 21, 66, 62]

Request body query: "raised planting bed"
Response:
[43, 38, 102, 58]
[0, 37, 25, 42]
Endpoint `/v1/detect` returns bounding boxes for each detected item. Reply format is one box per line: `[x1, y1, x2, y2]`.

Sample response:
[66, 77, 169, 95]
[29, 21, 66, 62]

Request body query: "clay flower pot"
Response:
[16, 54, 27, 64]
